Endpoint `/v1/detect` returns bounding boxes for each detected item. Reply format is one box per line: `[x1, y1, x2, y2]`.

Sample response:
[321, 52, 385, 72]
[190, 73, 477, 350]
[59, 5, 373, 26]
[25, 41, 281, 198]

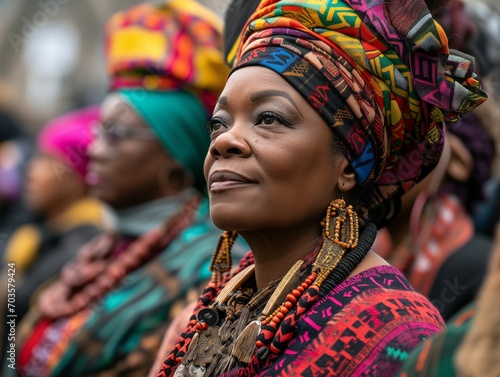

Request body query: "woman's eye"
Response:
[206, 118, 226, 134]
[256, 112, 289, 127]
[262, 116, 276, 125]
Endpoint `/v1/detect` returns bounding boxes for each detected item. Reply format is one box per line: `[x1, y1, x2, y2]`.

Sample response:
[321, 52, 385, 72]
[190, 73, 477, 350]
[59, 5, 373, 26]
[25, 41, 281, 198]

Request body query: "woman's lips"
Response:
[209, 170, 255, 192]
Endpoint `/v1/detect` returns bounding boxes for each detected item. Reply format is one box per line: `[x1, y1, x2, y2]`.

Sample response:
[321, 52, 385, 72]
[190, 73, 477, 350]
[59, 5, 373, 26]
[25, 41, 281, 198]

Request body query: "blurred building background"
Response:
[0, 0, 231, 134]
[0, 0, 498, 135]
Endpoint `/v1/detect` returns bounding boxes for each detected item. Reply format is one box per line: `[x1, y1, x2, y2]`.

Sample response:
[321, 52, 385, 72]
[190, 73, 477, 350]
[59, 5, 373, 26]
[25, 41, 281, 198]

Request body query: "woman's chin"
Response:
[88, 187, 118, 207]
[211, 218, 248, 233]
[210, 207, 255, 233]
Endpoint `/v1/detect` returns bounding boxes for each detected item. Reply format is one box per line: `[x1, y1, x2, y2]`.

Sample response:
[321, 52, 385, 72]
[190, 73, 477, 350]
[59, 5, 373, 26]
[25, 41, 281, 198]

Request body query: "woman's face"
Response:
[25, 154, 85, 216]
[205, 66, 345, 232]
[87, 94, 175, 209]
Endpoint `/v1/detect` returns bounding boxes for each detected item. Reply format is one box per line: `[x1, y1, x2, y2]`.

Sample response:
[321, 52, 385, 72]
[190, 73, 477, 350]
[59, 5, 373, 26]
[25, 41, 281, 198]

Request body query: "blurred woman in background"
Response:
[0, 108, 34, 258]
[1, 105, 102, 370]
[2, 105, 102, 323]
[12, 1, 247, 376]
[397, 221, 500, 377]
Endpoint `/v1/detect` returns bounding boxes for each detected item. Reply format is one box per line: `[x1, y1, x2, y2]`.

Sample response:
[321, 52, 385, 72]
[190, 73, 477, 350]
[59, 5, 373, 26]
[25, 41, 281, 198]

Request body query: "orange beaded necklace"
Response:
[174, 199, 360, 377]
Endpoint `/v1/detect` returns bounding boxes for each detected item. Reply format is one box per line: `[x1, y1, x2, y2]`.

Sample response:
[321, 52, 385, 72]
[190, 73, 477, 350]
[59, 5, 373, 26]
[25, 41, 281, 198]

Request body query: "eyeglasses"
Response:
[91, 121, 157, 146]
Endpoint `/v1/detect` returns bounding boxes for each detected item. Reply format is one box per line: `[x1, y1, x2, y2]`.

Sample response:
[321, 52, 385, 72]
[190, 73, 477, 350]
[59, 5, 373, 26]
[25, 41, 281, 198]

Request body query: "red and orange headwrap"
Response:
[229, 0, 487, 225]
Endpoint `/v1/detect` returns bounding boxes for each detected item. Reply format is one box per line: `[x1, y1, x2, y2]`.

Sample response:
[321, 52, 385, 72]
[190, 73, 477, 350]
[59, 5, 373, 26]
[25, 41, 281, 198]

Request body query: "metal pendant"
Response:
[193, 326, 222, 367]
[197, 308, 220, 326]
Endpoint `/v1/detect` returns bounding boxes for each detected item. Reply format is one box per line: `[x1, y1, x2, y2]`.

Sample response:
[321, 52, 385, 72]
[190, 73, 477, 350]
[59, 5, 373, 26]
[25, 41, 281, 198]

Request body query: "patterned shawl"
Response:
[157, 253, 445, 376]
[229, 0, 487, 225]
[252, 265, 445, 377]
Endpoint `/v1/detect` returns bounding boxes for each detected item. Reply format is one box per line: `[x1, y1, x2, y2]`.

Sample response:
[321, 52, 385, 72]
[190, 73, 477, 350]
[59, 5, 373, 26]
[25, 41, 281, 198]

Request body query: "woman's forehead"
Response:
[100, 93, 147, 128]
[101, 93, 127, 118]
[101, 92, 123, 115]
[223, 67, 295, 98]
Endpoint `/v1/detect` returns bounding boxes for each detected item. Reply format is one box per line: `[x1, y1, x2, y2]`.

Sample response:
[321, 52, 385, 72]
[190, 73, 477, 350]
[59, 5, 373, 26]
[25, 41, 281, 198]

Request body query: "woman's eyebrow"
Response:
[217, 96, 229, 106]
[250, 90, 303, 116]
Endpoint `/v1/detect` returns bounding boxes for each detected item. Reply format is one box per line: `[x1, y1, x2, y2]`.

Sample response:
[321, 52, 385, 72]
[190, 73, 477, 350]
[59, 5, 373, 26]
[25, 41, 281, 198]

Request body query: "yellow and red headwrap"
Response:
[105, 0, 229, 115]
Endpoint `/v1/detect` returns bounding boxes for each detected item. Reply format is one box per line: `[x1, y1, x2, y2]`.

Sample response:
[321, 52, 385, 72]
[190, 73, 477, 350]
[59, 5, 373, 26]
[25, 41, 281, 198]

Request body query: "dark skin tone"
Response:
[205, 67, 387, 288]
[25, 154, 87, 221]
[87, 93, 190, 209]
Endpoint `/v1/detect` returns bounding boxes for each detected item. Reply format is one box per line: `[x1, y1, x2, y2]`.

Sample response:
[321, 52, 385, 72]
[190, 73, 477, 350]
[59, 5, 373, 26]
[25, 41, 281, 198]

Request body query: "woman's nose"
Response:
[209, 127, 251, 159]
[87, 136, 110, 160]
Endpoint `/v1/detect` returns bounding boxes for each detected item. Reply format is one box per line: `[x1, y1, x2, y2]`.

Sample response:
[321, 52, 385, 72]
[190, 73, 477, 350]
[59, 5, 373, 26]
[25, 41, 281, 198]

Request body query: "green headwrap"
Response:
[119, 89, 209, 192]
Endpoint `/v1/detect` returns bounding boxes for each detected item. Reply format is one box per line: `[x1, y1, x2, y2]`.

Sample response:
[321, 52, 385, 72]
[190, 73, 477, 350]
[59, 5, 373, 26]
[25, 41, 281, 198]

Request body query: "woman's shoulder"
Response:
[272, 265, 445, 377]
[304, 263, 445, 340]
[2, 223, 42, 273]
[51, 197, 103, 232]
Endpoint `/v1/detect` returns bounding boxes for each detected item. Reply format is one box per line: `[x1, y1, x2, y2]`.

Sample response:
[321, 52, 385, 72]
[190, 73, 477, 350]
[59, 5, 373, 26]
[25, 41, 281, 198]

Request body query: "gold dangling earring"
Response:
[313, 196, 360, 285]
[324, 197, 359, 249]
[210, 231, 238, 284]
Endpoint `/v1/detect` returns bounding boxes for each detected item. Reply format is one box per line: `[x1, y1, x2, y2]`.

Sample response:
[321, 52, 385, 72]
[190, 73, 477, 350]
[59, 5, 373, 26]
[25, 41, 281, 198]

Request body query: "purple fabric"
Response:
[442, 113, 495, 213]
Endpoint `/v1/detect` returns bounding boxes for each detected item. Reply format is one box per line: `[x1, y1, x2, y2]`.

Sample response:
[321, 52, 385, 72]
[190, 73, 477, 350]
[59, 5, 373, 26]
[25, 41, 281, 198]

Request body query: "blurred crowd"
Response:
[0, 0, 499, 376]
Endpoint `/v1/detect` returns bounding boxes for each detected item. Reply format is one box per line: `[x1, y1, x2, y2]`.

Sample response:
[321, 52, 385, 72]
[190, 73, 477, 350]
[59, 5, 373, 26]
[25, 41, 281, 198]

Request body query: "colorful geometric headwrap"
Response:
[229, 0, 487, 225]
[105, 0, 229, 114]
[104, 0, 229, 192]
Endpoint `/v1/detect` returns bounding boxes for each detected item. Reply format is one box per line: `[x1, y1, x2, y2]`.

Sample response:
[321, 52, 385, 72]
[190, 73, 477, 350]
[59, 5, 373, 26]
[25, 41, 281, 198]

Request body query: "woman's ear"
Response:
[336, 157, 356, 192]
[158, 161, 192, 196]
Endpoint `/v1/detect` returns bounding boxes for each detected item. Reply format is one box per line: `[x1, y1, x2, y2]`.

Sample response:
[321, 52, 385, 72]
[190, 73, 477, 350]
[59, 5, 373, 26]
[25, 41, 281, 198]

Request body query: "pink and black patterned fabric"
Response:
[253, 265, 444, 377]
[229, 0, 487, 225]
[157, 252, 445, 377]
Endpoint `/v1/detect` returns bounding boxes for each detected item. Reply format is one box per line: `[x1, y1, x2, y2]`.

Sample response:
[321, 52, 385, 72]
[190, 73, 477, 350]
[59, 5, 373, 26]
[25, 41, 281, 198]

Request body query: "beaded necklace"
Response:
[164, 200, 375, 377]
[38, 196, 201, 319]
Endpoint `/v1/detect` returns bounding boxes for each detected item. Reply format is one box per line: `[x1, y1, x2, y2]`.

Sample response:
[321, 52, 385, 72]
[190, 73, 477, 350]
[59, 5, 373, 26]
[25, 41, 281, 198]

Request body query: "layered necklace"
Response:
[38, 196, 201, 319]
[169, 199, 375, 377]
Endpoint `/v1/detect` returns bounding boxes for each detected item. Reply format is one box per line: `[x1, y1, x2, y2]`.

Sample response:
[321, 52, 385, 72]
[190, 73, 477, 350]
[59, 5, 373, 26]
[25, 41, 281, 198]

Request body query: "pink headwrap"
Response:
[38, 105, 100, 180]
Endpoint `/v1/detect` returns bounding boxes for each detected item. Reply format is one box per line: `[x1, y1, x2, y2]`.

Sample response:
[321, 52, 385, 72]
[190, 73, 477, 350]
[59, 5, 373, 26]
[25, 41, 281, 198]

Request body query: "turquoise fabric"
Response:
[51, 198, 249, 376]
[120, 89, 210, 192]
[110, 188, 198, 236]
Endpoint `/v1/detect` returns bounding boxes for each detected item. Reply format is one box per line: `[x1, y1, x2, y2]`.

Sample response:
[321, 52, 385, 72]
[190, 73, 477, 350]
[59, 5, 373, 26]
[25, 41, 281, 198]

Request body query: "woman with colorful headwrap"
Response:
[154, 0, 487, 376]
[12, 1, 246, 377]
[0, 105, 103, 370]
[1, 105, 102, 320]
